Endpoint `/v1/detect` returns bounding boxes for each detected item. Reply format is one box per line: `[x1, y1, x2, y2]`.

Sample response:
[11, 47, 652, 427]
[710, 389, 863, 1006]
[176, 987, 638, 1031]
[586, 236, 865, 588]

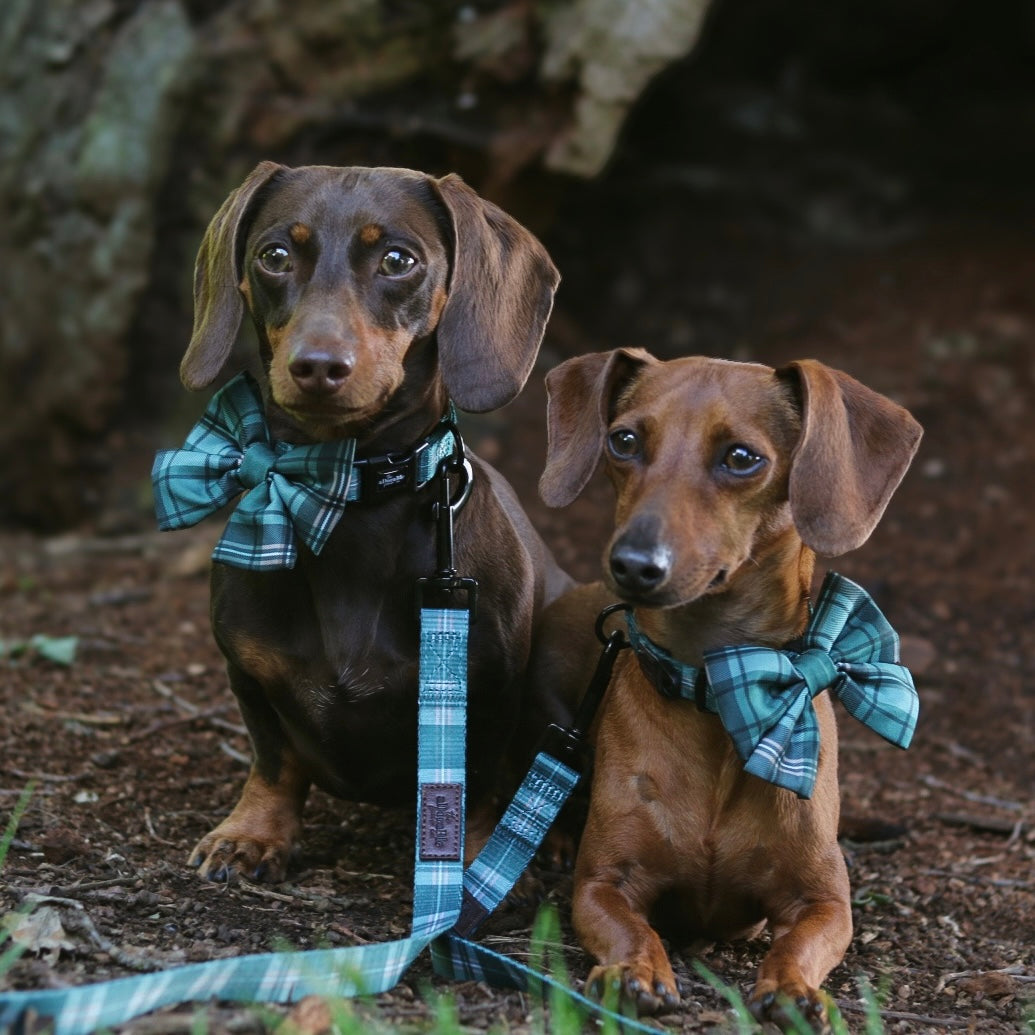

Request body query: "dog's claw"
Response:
[188, 831, 292, 884]
[655, 982, 679, 1010]
[585, 963, 679, 1017]
[756, 992, 776, 1014]
[749, 987, 830, 1033]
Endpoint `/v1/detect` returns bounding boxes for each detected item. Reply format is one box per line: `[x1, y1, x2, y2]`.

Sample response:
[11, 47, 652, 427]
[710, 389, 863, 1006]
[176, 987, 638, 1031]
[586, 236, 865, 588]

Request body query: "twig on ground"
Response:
[129, 706, 234, 743]
[144, 807, 178, 846]
[219, 740, 251, 765]
[328, 921, 373, 944]
[934, 964, 1032, 994]
[19, 705, 124, 726]
[921, 774, 1025, 812]
[937, 812, 1025, 836]
[837, 1001, 973, 1027]
[236, 879, 298, 905]
[30, 877, 130, 895]
[921, 868, 1033, 889]
[75, 1006, 267, 1034]
[4, 768, 81, 784]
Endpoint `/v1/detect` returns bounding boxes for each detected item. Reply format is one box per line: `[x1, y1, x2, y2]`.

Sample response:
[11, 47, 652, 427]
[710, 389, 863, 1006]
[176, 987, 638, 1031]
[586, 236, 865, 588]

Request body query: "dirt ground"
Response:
[3, 178, 1035, 1033]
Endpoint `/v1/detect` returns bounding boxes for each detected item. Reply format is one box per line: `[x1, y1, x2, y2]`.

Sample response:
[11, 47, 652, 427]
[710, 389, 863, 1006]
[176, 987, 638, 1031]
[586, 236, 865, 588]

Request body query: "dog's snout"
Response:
[609, 536, 671, 596]
[288, 348, 354, 396]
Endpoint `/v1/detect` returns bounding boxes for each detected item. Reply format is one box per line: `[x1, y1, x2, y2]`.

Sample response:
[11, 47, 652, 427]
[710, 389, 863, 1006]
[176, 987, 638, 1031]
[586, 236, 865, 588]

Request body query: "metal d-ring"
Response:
[595, 601, 632, 645]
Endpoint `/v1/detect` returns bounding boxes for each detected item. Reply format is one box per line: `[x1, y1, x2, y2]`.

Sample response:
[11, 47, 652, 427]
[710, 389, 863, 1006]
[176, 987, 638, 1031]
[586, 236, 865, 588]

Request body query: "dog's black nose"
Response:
[609, 537, 671, 596]
[289, 350, 353, 395]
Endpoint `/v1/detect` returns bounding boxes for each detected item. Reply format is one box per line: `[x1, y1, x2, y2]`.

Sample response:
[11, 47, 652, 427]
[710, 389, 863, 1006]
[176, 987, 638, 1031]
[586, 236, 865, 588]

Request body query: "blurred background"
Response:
[3, 0, 1034, 532]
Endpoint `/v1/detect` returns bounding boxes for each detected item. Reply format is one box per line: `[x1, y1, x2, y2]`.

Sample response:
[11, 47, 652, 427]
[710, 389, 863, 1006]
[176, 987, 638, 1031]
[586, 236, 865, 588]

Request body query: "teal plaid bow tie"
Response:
[152, 373, 356, 569]
[627, 572, 918, 798]
[703, 572, 918, 797]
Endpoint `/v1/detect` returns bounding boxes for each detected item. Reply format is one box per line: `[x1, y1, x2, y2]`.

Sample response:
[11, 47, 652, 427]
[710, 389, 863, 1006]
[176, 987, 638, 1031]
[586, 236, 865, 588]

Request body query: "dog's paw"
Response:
[748, 984, 833, 1033]
[586, 962, 680, 1016]
[188, 831, 292, 883]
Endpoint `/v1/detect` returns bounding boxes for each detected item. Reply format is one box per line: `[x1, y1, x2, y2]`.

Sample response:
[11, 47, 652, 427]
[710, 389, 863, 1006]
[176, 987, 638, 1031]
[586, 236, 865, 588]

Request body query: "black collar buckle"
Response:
[357, 439, 431, 499]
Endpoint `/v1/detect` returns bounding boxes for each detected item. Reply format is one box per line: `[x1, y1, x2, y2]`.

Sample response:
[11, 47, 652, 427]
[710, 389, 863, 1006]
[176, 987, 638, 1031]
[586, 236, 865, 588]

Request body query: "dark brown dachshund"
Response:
[179, 162, 571, 882]
[533, 350, 922, 1029]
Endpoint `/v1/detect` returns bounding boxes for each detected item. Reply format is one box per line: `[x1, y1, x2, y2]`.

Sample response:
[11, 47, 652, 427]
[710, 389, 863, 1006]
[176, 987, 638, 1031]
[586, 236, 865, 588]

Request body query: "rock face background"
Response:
[1, 0, 712, 526]
[2, 0, 1034, 527]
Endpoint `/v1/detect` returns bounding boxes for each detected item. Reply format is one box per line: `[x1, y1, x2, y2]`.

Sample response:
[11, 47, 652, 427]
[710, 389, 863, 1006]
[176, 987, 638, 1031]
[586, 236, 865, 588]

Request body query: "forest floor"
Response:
[2, 189, 1034, 1035]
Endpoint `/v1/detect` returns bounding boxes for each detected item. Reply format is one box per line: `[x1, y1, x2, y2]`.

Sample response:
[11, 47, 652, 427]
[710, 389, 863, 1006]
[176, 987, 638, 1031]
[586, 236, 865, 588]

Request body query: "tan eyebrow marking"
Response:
[359, 224, 383, 245]
[289, 223, 311, 245]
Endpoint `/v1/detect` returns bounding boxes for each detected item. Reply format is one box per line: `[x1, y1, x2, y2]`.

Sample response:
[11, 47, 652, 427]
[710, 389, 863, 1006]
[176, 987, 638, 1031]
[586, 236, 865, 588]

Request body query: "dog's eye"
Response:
[257, 245, 293, 275]
[721, 444, 766, 475]
[378, 248, 417, 277]
[608, 428, 642, 460]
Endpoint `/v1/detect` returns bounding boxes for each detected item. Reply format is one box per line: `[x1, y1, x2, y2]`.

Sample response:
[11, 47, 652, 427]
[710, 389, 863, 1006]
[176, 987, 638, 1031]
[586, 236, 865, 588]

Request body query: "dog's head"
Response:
[540, 349, 922, 608]
[180, 162, 559, 437]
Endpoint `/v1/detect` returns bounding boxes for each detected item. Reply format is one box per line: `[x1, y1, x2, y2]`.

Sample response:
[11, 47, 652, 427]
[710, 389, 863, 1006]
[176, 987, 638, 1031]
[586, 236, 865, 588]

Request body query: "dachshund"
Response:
[532, 350, 922, 1029]
[176, 162, 571, 882]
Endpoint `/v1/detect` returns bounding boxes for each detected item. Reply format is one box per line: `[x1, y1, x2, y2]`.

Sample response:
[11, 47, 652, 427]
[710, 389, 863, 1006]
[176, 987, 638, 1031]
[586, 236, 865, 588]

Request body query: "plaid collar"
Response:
[626, 572, 919, 798]
[152, 372, 461, 570]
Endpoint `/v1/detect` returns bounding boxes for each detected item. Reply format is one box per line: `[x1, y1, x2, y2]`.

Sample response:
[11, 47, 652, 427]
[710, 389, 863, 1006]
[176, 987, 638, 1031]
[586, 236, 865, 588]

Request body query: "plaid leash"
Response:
[2, 448, 633, 1034]
[627, 572, 919, 799]
[0, 610, 622, 1035]
[0, 605, 471, 1034]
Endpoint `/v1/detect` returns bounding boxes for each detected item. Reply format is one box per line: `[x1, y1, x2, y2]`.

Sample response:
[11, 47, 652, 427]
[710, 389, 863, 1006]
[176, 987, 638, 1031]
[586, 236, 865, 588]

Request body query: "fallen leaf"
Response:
[958, 972, 1017, 999]
[281, 995, 333, 1035]
[3, 906, 76, 959]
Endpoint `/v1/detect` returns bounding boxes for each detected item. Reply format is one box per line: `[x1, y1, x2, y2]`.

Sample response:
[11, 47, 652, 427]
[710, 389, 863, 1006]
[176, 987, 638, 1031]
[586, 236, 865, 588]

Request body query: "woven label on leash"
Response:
[419, 783, 463, 860]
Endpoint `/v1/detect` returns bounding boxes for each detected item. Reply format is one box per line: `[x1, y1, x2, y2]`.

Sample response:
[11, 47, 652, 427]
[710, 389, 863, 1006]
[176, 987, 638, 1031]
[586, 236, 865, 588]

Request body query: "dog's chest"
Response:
[599, 667, 802, 928]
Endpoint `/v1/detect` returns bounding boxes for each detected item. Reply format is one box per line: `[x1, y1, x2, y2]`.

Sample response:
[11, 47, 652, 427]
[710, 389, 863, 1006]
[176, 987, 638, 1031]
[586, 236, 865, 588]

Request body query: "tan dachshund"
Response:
[533, 350, 922, 1029]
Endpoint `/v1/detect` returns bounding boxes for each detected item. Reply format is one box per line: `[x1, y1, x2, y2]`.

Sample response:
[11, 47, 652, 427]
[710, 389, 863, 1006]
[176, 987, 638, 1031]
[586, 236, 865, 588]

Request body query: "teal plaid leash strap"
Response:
[0, 608, 634, 1035]
[0, 604, 472, 1035]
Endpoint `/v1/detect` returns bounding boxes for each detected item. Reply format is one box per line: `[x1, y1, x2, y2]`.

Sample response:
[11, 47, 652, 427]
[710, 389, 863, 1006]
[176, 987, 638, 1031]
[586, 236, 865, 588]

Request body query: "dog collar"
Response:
[152, 372, 462, 570]
[346, 412, 461, 502]
[625, 572, 919, 798]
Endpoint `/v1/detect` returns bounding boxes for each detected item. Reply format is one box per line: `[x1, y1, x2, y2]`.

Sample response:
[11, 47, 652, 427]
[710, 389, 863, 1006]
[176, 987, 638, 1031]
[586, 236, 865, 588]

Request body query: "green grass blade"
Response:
[692, 961, 756, 1035]
[1, 781, 35, 871]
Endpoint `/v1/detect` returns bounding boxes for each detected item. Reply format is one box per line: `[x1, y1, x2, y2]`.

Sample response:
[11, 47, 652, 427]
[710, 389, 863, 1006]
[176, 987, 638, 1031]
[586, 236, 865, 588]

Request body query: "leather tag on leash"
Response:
[419, 782, 463, 861]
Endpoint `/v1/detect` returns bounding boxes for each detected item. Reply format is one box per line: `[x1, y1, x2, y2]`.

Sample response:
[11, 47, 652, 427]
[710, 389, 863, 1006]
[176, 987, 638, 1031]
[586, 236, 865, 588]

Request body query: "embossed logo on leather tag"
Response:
[419, 783, 462, 861]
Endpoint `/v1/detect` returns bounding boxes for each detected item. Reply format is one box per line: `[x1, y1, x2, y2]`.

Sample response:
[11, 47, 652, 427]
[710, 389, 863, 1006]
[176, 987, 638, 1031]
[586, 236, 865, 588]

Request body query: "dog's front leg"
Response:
[750, 890, 853, 1032]
[189, 664, 310, 882]
[573, 862, 680, 1015]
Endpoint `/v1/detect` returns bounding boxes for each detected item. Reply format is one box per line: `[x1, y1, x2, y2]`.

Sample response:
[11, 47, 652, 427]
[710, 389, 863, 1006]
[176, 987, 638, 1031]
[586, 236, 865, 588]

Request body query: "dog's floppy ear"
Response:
[539, 348, 654, 507]
[779, 359, 923, 556]
[180, 161, 285, 390]
[430, 174, 560, 412]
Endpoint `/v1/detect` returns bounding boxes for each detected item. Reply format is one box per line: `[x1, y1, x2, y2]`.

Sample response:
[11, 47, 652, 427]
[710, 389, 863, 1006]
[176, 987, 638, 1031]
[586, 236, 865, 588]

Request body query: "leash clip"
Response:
[416, 454, 478, 616]
[538, 614, 629, 775]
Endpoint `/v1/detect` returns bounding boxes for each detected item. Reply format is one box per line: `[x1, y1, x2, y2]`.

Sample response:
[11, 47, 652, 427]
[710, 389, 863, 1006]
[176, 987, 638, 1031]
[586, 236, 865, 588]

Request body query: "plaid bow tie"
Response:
[152, 373, 356, 570]
[702, 572, 918, 797]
